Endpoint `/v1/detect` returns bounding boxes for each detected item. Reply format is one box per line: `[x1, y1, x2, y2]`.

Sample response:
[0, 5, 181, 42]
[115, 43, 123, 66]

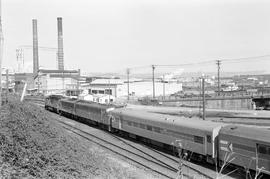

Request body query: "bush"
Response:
[0, 100, 99, 178]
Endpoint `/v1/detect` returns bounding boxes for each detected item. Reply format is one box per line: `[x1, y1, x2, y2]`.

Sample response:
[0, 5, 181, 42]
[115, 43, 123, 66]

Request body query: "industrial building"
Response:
[37, 69, 80, 95]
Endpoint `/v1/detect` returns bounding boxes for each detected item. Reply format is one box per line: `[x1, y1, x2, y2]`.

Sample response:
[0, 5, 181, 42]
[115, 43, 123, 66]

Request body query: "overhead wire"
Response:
[154, 54, 270, 68]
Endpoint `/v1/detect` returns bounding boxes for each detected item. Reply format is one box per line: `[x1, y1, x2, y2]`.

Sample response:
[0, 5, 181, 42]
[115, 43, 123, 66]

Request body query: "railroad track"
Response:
[107, 132, 214, 179]
[54, 117, 214, 179]
[58, 120, 178, 178]
[29, 100, 217, 179]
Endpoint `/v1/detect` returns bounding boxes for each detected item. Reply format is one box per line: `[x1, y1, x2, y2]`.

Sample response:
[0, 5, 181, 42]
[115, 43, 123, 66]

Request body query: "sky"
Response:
[2, 0, 270, 75]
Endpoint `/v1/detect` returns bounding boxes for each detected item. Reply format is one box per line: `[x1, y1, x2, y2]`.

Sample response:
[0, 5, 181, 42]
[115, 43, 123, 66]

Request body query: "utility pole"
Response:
[216, 60, 221, 96]
[76, 69, 80, 96]
[127, 68, 130, 100]
[5, 69, 8, 102]
[163, 74, 165, 100]
[37, 71, 40, 94]
[108, 78, 111, 103]
[202, 76, 206, 120]
[0, 0, 3, 107]
[152, 65, 155, 99]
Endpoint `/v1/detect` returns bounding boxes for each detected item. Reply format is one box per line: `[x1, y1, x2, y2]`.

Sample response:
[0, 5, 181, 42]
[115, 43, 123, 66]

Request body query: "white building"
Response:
[89, 78, 182, 98]
[37, 69, 80, 95]
[93, 94, 115, 104]
[117, 81, 182, 97]
[78, 94, 94, 101]
[89, 79, 124, 97]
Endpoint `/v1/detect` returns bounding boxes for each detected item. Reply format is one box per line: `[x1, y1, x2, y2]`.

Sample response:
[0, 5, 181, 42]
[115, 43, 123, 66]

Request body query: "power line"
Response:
[96, 54, 270, 76]
[154, 54, 270, 68]
[155, 60, 214, 67]
[19, 45, 57, 51]
[129, 65, 151, 70]
[222, 54, 270, 62]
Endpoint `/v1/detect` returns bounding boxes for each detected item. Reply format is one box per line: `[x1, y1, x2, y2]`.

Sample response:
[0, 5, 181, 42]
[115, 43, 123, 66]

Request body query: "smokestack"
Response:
[57, 17, 64, 70]
[32, 19, 39, 74]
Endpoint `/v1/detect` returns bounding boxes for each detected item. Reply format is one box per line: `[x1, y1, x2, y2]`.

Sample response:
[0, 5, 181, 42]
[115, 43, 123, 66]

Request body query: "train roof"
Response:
[220, 125, 270, 143]
[60, 98, 118, 110]
[111, 108, 225, 132]
[45, 94, 65, 99]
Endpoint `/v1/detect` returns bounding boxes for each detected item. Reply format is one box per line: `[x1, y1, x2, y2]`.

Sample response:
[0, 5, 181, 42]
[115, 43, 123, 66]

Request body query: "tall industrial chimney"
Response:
[57, 17, 64, 70]
[32, 19, 39, 74]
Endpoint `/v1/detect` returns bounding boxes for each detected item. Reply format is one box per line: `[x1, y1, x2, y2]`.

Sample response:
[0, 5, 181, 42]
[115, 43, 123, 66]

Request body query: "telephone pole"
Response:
[163, 74, 165, 100]
[152, 65, 155, 99]
[127, 68, 130, 100]
[202, 76, 205, 120]
[5, 69, 8, 102]
[76, 69, 80, 96]
[0, 0, 4, 107]
[216, 60, 221, 96]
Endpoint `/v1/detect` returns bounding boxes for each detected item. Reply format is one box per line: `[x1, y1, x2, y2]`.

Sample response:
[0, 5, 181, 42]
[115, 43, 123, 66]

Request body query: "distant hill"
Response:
[82, 70, 266, 79]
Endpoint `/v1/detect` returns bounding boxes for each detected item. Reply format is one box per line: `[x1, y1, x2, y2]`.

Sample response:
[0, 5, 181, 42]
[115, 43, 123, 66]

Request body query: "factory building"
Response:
[37, 69, 80, 95]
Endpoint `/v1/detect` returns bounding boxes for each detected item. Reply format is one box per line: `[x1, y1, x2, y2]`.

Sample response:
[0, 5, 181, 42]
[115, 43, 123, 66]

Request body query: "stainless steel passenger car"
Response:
[219, 125, 270, 175]
[109, 108, 225, 161]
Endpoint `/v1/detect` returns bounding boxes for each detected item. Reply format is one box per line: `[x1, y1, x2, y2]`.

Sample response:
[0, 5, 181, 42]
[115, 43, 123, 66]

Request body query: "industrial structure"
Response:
[37, 69, 80, 95]
[32, 19, 39, 74]
[0, 0, 4, 106]
[10, 17, 81, 96]
[57, 17, 64, 70]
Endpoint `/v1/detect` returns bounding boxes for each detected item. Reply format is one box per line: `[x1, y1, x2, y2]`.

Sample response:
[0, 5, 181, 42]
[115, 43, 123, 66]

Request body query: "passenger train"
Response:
[45, 95, 270, 177]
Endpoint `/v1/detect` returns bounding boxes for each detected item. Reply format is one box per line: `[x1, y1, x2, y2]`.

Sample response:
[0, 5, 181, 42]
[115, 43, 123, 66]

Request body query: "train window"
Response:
[258, 145, 267, 154]
[207, 135, 211, 143]
[98, 90, 105, 94]
[147, 125, 152, 131]
[234, 143, 255, 152]
[194, 136, 204, 144]
[127, 121, 132, 126]
[257, 144, 270, 155]
[133, 122, 138, 127]
[139, 123, 145, 129]
[153, 127, 161, 133]
[92, 90, 98, 94]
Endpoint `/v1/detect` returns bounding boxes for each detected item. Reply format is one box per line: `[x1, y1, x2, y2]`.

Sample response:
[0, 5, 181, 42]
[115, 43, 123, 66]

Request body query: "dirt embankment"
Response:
[0, 100, 157, 179]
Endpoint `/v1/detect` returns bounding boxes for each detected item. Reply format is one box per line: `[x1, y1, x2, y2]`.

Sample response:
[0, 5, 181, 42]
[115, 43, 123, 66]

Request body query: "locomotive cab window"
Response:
[207, 135, 211, 143]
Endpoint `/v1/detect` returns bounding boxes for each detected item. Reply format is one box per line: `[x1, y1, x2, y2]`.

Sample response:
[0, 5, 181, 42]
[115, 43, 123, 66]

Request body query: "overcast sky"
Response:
[2, 0, 270, 74]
